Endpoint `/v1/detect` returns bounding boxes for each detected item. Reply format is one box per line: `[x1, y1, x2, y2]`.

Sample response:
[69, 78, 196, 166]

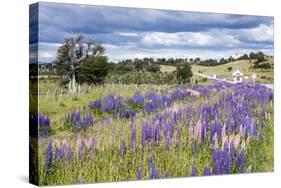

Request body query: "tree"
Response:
[54, 35, 106, 94]
[176, 64, 193, 84]
[194, 57, 201, 64]
[147, 64, 160, 72]
[241, 53, 249, 60]
[227, 67, 233, 72]
[249, 52, 256, 59]
[228, 56, 234, 62]
[256, 51, 265, 63]
[77, 56, 109, 85]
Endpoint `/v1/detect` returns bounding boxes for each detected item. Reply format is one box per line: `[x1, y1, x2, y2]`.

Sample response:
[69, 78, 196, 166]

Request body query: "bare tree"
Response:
[55, 35, 105, 94]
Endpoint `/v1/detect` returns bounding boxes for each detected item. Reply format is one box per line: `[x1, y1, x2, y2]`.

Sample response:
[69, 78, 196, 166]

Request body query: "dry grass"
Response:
[160, 65, 177, 73]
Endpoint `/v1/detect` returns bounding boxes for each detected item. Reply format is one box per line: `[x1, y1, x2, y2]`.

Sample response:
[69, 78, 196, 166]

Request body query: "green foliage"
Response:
[202, 78, 207, 82]
[106, 72, 177, 85]
[78, 56, 109, 85]
[253, 63, 272, 69]
[176, 64, 193, 83]
[54, 35, 108, 88]
[110, 58, 160, 73]
[238, 53, 249, 60]
[245, 123, 273, 172]
[59, 102, 66, 107]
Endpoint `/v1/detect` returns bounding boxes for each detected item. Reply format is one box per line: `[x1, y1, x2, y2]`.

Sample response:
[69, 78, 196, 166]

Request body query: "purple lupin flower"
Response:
[164, 122, 170, 149]
[55, 146, 62, 160]
[66, 111, 94, 131]
[136, 168, 142, 180]
[191, 165, 197, 176]
[162, 171, 168, 178]
[106, 116, 110, 125]
[44, 141, 52, 173]
[213, 155, 221, 175]
[192, 142, 197, 155]
[77, 175, 83, 184]
[38, 114, 51, 138]
[203, 167, 212, 176]
[224, 156, 231, 174]
[148, 155, 154, 178]
[66, 145, 74, 161]
[236, 149, 245, 173]
[88, 99, 102, 110]
[229, 141, 235, 164]
[154, 124, 160, 144]
[130, 125, 136, 152]
[152, 168, 159, 179]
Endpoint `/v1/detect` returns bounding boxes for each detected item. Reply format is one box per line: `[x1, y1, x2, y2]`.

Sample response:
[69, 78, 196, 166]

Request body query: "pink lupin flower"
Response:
[77, 135, 84, 160]
[268, 112, 271, 121]
[194, 116, 202, 142]
[239, 124, 244, 137]
[85, 136, 94, 150]
[264, 111, 268, 120]
[234, 134, 240, 149]
[221, 124, 226, 147]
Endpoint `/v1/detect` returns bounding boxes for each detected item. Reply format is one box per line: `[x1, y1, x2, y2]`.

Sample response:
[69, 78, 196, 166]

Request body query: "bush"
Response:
[176, 64, 193, 83]
[202, 78, 208, 82]
[227, 67, 233, 72]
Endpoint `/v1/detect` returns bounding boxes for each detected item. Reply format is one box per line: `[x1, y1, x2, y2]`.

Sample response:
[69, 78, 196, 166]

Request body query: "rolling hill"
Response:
[191, 58, 273, 83]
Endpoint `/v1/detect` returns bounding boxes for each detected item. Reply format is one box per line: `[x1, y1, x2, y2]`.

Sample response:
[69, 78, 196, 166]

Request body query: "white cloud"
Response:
[115, 32, 138, 37]
[241, 24, 273, 42]
[37, 42, 61, 62]
[141, 31, 240, 47]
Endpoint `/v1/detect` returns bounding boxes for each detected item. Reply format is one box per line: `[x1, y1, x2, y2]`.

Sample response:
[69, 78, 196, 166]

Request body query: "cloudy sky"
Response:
[30, 2, 274, 63]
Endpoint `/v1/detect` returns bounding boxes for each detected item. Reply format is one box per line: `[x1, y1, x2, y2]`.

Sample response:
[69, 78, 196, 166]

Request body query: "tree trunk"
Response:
[68, 74, 78, 94]
[72, 73, 77, 94]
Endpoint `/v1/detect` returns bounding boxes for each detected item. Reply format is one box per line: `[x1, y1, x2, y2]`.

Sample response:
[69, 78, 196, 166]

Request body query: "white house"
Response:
[232, 69, 243, 84]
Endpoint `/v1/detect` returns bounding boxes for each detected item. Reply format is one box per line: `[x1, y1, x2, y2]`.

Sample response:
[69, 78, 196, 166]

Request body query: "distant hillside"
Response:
[191, 58, 273, 84]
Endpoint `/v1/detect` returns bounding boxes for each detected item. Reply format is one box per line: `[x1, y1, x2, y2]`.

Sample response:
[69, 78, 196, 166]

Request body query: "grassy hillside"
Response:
[160, 65, 177, 73]
[192, 58, 273, 84]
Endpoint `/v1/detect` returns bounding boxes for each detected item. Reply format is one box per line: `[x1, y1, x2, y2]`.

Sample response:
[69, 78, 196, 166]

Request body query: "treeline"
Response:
[37, 34, 271, 88]
[109, 58, 160, 73]
[106, 72, 177, 85]
[197, 51, 271, 67]
[38, 51, 271, 75]
[107, 59, 192, 84]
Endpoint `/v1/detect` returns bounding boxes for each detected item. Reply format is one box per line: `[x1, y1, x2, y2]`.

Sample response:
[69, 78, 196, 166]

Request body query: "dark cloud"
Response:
[37, 2, 272, 43]
[32, 2, 273, 62]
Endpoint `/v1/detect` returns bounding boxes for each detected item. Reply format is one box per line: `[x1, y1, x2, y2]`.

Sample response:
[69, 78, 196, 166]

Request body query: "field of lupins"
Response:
[31, 80, 273, 185]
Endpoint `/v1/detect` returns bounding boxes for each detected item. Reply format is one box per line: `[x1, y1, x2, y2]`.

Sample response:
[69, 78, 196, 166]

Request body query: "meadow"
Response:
[31, 79, 274, 185]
